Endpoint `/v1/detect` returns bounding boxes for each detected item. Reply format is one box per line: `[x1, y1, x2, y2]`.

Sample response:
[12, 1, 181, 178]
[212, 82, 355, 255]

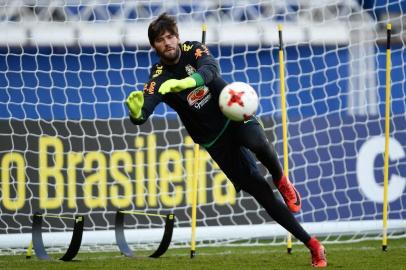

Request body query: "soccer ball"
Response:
[218, 82, 259, 121]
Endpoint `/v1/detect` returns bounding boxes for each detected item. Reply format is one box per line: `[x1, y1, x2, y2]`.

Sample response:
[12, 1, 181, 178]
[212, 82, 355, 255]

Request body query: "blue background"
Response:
[0, 45, 405, 222]
[1, 45, 405, 120]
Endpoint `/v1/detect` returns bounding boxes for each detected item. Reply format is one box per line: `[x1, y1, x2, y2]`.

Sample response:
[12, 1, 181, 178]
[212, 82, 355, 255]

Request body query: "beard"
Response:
[157, 45, 181, 64]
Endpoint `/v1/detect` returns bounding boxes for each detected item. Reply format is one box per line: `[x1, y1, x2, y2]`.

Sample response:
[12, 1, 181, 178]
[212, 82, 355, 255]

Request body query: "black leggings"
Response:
[205, 118, 311, 244]
[232, 118, 283, 182]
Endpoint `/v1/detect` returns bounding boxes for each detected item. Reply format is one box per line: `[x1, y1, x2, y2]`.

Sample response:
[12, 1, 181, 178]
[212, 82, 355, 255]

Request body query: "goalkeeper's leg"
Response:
[232, 118, 302, 213]
[239, 169, 327, 268]
[206, 140, 307, 240]
[207, 142, 327, 268]
[239, 169, 309, 241]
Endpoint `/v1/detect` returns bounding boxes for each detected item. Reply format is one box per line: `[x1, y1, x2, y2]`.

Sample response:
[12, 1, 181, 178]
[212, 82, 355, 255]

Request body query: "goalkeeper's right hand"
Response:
[126, 91, 144, 119]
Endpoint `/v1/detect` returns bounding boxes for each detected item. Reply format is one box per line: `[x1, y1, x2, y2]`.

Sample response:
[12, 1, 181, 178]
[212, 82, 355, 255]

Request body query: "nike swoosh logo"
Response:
[293, 189, 301, 206]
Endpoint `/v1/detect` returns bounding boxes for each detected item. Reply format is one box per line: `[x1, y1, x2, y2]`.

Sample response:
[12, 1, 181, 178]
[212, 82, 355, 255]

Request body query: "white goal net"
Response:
[0, 0, 405, 253]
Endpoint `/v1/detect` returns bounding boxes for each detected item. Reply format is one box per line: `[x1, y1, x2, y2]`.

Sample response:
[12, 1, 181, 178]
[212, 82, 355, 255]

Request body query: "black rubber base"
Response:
[115, 211, 175, 258]
[32, 213, 84, 261]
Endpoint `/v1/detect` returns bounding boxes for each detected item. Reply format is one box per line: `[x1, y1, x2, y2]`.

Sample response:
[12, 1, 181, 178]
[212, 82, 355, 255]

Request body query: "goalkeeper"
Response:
[126, 13, 327, 268]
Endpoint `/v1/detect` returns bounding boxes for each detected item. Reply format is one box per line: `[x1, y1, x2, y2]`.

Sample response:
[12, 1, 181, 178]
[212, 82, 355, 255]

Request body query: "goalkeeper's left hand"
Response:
[158, 77, 197, 95]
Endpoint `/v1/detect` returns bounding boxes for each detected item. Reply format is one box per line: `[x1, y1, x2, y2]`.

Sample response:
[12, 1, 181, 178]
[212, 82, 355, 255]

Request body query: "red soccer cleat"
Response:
[307, 237, 327, 268]
[276, 175, 301, 213]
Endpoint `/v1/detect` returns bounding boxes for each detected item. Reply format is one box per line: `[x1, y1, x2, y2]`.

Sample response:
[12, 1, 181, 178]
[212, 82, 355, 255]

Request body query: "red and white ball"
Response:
[219, 82, 259, 121]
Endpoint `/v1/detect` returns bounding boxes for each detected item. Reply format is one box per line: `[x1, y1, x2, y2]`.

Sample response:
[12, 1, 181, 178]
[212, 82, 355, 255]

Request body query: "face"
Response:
[153, 31, 181, 64]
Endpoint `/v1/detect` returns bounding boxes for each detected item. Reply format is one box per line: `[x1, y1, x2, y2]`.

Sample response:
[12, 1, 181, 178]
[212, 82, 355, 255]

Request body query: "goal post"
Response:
[0, 0, 406, 252]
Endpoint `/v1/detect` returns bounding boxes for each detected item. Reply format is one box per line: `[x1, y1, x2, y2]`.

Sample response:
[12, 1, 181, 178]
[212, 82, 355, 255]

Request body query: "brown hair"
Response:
[148, 13, 179, 46]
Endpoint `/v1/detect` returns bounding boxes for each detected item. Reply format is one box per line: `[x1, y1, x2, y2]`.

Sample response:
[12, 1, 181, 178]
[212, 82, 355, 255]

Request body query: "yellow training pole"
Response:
[382, 23, 392, 252]
[190, 23, 207, 259]
[278, 24, 292, 254]
[190, 143, 199, 258]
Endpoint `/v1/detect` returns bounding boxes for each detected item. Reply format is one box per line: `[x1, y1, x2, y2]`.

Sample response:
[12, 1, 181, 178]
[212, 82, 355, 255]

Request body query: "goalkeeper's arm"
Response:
[158, 73, 204, 95]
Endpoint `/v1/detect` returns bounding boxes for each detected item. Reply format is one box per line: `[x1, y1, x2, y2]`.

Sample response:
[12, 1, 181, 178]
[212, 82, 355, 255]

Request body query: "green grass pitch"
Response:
[1, 238, 405, 270]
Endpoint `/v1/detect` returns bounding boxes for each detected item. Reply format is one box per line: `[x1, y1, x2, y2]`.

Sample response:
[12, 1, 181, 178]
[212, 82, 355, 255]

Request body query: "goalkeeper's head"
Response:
[148, 13, 179, 46]
[148, 13, 181, 64]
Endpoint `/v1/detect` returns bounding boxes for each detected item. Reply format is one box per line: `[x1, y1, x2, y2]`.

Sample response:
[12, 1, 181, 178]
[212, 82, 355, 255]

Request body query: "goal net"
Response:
[1, 0, 405, 252]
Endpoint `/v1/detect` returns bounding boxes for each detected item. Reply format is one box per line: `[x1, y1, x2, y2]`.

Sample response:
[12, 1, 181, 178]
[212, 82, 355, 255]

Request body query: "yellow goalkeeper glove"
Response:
[126, 91, 144, 119]
[158, 77, 197, 95]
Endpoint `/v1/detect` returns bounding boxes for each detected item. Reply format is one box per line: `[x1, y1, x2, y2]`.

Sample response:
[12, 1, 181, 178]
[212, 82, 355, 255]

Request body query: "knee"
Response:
[239, 171, 271, 194]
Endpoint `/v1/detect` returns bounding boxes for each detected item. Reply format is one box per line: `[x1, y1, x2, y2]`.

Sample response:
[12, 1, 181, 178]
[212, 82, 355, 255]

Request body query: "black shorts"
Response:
[204, 117, 266, 192]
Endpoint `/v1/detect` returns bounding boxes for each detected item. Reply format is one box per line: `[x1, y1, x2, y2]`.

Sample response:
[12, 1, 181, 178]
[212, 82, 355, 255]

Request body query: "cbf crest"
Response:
[185, 64, 196, 76]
